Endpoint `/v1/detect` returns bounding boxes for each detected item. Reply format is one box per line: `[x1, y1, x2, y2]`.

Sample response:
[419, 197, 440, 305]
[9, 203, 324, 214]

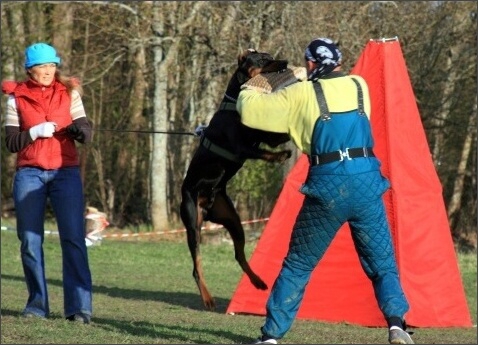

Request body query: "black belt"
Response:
[309, 147, 375, 166]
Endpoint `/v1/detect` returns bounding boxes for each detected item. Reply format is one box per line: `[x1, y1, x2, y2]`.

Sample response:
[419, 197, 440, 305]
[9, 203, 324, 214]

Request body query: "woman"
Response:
[2, 42, 93, 323]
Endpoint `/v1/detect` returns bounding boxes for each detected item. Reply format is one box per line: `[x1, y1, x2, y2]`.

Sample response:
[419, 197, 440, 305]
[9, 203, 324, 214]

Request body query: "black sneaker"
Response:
[66, 313, 90, 324]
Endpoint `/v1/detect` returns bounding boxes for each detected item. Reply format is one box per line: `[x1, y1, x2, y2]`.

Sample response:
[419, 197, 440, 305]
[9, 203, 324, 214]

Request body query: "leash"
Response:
[57, 127, 197, 136]
[91, 128, 196, 136]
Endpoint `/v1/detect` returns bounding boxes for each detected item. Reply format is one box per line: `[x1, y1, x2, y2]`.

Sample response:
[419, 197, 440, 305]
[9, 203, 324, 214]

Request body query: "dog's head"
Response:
[236, 49, 288, 85]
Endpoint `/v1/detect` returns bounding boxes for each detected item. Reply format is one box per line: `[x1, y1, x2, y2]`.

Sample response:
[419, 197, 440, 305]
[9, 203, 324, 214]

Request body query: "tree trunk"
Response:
[150, 4, 168, 230]
[51, 3, 74, 74]
[431, 7, 470, 162]
[1, 4, 26, 202]
[150, 1, 207, 230]
[447, 99, 477, 230]
[114, 7, 149, 223]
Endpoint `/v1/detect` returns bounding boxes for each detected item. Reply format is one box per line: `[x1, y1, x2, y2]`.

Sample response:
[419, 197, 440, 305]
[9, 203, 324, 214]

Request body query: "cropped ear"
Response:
[237, 53, 244, 66]
[237, 48, 257, 66]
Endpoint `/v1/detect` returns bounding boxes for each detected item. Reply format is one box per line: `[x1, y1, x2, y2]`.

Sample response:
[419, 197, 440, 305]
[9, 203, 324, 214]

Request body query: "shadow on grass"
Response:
[92, 315, 250, 344]
[1, 274, 231, 313]
[0, 308, 250, 344]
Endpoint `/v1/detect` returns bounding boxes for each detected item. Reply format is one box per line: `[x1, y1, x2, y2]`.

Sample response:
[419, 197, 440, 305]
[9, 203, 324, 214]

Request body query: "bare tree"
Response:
[150, 1, 207, 230]
[447, 99, 477, 231]
[51, 3, 74, 73]
[1, 1, 476, 243]
[1, 3, 26, 210]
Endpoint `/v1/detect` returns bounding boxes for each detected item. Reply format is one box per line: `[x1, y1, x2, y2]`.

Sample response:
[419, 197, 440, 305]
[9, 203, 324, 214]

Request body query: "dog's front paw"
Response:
[273, 150, 292, 163]
[283, 150, 292, 159]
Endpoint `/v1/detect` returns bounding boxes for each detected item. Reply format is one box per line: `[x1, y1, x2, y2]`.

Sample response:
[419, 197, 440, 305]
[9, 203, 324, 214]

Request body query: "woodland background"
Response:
[1, 1, 476, 248]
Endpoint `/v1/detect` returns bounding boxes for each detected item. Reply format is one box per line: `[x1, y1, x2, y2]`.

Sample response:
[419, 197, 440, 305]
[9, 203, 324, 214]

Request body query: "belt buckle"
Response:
[363, 147, 368, 157]
[339, 148, 351, 161]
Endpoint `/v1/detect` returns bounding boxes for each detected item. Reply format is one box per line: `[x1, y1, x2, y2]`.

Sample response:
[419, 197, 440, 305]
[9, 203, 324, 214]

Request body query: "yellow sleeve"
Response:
[237, 81, 320, 153]
[237, 89, 290, 133]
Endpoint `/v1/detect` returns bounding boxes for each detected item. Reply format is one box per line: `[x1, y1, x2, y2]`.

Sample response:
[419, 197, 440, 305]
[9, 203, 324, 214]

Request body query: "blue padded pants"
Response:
[262, 174, 409, 339]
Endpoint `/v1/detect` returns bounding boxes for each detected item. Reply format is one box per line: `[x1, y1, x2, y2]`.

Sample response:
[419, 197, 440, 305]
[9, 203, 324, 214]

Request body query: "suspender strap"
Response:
[312, 81, 331, 121]
[313, 77, 366, 119]
[350, 77, 366, 116]
[310, 77, 372, 165]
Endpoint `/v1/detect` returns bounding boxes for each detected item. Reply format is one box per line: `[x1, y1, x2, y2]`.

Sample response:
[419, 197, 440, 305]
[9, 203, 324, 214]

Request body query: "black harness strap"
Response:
[201, 136, 244, 164]
[218, 101, 237, 111]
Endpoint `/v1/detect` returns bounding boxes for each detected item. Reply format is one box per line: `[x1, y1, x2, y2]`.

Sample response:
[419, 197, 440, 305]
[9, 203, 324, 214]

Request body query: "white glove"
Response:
[29, 122, 57, 140]
[194, 124, 208, 137]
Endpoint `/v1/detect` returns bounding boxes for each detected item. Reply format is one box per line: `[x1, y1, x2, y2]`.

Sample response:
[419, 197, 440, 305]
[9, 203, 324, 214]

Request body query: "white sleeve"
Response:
[70, 90, 87, 120]
[5, 96, 19, 127]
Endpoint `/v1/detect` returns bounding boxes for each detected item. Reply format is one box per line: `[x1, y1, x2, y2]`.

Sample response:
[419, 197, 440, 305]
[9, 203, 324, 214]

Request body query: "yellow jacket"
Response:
[237, 73, 371, 155]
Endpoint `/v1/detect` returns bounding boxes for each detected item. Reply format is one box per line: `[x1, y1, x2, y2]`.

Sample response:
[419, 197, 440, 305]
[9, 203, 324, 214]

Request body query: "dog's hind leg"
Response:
[180, 188, 216, 310]
[180, 167, 226, 311]
[207, 192, 268, 291]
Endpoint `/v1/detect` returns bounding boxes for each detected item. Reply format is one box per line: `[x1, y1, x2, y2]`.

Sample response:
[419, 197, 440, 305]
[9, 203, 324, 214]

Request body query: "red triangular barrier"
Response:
[226, 39, 472, 328]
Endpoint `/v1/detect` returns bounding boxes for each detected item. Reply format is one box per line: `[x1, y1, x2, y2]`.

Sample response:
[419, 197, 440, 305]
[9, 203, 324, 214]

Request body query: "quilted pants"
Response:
[262, 171, 410, 339]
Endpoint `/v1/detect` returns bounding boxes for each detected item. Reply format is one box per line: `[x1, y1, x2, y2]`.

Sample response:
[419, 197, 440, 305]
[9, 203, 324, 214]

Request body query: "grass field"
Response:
[1, 227, 476, 344]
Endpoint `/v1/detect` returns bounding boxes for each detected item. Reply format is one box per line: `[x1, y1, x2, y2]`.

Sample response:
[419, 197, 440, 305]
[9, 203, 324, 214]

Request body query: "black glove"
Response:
[66, 123, 84, 140]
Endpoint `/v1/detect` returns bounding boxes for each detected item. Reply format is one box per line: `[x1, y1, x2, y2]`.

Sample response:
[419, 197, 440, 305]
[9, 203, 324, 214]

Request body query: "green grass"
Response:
[1, 229, 476, 344]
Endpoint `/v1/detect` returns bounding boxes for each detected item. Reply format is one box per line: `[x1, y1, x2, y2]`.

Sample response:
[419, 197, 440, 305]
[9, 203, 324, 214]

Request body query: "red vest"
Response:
[2, 79, 79, 169]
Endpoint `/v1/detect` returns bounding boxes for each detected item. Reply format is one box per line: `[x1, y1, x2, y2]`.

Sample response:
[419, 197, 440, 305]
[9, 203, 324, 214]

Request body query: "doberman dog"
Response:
[180, 49, 292, 310]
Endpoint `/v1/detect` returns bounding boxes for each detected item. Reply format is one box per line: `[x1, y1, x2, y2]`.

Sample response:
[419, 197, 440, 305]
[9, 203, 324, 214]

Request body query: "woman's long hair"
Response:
[55, 71, 83, 96]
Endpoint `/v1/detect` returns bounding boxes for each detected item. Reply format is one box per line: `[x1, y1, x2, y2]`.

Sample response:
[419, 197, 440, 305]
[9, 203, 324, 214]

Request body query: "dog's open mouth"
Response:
[242, 51, 288, 73]
[260, 59, 288, 73]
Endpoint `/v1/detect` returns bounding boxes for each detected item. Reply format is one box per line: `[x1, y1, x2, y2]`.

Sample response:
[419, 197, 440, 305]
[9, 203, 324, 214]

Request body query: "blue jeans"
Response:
[13, 166, 92, 318]
[262, 187, 409, 339]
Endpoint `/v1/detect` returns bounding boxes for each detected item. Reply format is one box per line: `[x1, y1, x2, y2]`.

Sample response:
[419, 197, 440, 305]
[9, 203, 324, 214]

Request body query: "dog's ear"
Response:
[238, 48, 257, 66]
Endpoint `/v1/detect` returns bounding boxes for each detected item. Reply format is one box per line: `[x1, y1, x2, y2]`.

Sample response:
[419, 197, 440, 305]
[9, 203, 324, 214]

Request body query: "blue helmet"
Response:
[24, 43, 61, 69]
